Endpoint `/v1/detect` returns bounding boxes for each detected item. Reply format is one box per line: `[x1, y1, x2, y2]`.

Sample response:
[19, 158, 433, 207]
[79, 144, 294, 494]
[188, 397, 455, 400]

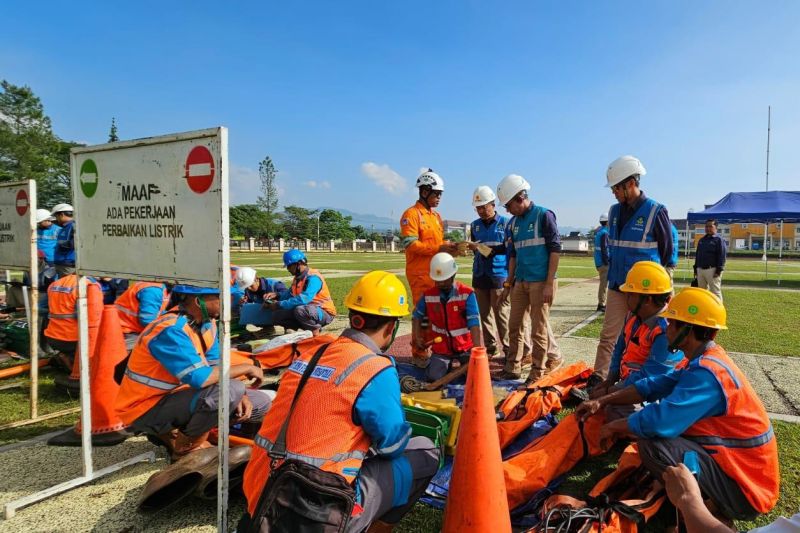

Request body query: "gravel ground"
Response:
[1, 278, 796, 531]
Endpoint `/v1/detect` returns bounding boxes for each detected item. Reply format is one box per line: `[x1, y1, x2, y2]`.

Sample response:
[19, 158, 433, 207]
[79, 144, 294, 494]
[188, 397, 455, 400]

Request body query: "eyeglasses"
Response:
[429, 190, 443, 197]
[504, 194, 523, 210]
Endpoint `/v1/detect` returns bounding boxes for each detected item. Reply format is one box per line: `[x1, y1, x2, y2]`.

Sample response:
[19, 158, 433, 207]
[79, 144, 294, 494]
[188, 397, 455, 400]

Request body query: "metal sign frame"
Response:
[3, 128, 231, 529]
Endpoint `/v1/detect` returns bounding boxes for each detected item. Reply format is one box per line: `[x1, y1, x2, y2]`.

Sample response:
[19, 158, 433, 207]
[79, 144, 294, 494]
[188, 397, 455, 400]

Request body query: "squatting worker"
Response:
[594, 213, 610, 312]
[467, 185, 514, 358]
[115, 284, 269, 459]
[694, 219, 726, 302]
[241, 271, 440, 532]
[400, 168, 458, 366]
[496, 173, 564, 384]
[591, 156, 672, 388]
[264, 249, 337, 336]
[51, 203, 76, 276]
[577, 288, 779, 522]
[115, 281, 170, 351]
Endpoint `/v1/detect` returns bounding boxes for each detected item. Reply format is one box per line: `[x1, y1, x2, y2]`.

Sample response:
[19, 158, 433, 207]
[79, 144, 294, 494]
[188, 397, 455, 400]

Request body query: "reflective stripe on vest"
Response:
[291, 268, 336, 316]
[424, 282, 473, 355]
[510, 205, 550, 282]
[116, 304, 138, 317]
[686, 426, 774, 449]
[49, 312, 78, 319]
[123, 367, 179, 391]
[607, 198, 663, 287]
[254, 434, 367, 467]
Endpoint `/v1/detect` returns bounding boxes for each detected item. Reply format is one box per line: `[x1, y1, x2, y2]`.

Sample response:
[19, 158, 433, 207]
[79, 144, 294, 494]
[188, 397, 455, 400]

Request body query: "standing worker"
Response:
[496, 174, 563, 384]
[115, 281, 170, 350]
[400, 169, 457, 365]
[264, 249, 336, 335]
[467, 186, 512, 357]
[594, 213, 610, 312]
[115, 284, 269, 459]
[36, 208, 59, 264]
[694, 219, 726, 301]
[52, 203, 76, 276]
[240, 271, 439, 532]
[667, 222, 680, 279]
[591, 156, 672, 386]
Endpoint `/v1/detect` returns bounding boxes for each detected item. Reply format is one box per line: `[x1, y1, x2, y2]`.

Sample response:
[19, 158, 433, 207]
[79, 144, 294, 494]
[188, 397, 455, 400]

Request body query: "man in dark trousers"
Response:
[694, 219, 727, 302]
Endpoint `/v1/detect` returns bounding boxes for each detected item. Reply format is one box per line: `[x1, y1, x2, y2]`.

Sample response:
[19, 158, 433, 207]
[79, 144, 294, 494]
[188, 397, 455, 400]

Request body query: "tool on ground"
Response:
[400, 356, 466, 394]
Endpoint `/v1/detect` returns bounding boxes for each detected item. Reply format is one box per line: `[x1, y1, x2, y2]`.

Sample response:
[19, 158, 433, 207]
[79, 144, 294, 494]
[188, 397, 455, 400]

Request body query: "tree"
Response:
[318, 209, 355, 242]
[108, 117, 119, 142]
[257, 156, 280, 249]
[0, 80, 75, 206]
[230, 204, 269, 239]
[281, 205, 318, 240]
[445, 230, 465, 242]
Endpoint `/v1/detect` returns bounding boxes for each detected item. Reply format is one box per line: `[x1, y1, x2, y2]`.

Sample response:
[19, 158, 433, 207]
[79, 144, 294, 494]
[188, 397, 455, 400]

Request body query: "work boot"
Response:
[520, 353, 533, 366]
[521, 369, 545, 389]
[172, 431, 213, 460]
[497, 370, 522, 381]
[544, 357, 563, 375]
[486, 345, 498, 357]
[596, 304, 606, 312]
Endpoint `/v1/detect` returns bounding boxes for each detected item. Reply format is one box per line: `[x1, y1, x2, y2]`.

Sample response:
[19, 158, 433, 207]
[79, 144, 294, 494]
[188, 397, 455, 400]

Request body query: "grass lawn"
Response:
[572, 288, 800, 357]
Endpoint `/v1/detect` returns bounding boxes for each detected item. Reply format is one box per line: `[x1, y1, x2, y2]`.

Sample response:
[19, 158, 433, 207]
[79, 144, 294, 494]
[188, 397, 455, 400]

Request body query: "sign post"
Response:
[3, 128, 231, 527]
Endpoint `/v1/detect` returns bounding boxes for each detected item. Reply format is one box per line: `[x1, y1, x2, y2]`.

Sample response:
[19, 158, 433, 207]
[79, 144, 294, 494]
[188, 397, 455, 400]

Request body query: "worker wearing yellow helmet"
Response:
[578, 287, 779, 521]
[241, 271, 439, 532]
[588, 261, 685, 420]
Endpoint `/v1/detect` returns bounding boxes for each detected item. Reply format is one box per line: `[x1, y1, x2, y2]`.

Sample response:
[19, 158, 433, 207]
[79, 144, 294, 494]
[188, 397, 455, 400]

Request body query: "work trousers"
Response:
[697, 267, 723, 302]
[596, 265, 609, 307]
[346, 436, 440, 532]
[474, 287, 514, 355]
[592, 289, 627, 378]
[638, 437, 758, 521]
[506, 281, 559, 375]
[271, 304, 334, 332]
[130, 380, 272, 437]
[425, 353, 470, 382]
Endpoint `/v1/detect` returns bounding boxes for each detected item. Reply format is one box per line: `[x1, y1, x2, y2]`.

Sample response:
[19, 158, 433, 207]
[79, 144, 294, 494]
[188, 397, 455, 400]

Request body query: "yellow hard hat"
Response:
[660, 287, 727, 329]
[344, 271, 409, 317]
[619, 261, 672, 294]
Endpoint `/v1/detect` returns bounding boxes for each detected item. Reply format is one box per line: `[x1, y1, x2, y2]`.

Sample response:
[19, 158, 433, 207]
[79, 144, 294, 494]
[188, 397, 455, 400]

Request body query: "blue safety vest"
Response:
[54, 221, 76, 266]
[669, 224, 679, 267]
[37, 225, 60, 263]
[471, 215, 509, 280]
[608, 197, 663, 288]
[509, 204, 550, 282]
[594, 226, 609, 268]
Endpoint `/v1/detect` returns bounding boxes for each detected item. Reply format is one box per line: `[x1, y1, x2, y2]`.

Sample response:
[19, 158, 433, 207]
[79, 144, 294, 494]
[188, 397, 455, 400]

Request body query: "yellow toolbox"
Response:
[401, 394, 462, 455]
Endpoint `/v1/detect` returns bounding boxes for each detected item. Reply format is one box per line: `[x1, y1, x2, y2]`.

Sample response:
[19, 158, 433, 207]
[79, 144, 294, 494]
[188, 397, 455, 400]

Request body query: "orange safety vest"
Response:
[115, 282, 168, 334]
[682, 345, 780, 513]
[114, 312, 217, 426]
[618, 314, 667, 379]
[423, 281, 474, 356]
[290, 268, 337, 317]
[44, 274, 103, 342]
[242, 336, 392, 516]
[401, 201, 444, 303]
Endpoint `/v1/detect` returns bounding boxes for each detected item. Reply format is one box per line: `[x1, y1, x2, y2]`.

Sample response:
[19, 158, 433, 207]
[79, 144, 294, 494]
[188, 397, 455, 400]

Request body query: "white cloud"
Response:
[303, 180, 330, 189]
[304, 180, 318, 188]
[361, 162, 408, 195]
[320, 180, 331, 189]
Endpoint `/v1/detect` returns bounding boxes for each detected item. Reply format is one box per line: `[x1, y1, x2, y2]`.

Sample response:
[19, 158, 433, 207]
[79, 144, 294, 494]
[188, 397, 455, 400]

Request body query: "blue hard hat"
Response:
[283, 249, 307, 267]
[172, 284, 219, 295]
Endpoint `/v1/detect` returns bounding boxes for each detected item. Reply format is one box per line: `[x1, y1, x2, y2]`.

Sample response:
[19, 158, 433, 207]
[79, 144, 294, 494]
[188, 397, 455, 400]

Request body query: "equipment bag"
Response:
[245, 343, 357, 533]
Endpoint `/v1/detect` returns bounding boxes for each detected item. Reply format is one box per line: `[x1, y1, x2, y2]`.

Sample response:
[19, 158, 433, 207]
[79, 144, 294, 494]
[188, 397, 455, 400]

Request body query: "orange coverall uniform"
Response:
[400, 200, 444, 306]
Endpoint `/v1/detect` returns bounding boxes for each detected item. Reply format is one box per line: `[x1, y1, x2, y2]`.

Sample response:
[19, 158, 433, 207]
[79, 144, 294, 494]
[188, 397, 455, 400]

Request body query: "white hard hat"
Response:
[496, 174, 530, 206]
[51, 203, 74, 214]
[606, 155, 646, 188]
[36, 209, 54, 224]
[471, 185, 496, 207]
[416, 169, 444, 191]
[599, 213, 609, 223]
[235, 267, 258, 289]
[429, 252, 458, 281]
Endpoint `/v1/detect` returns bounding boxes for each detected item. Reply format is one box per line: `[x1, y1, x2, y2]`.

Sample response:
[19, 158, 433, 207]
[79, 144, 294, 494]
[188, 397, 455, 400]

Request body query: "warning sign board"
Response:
[0, 181, 36, 270]
[71, 128, 228, 286]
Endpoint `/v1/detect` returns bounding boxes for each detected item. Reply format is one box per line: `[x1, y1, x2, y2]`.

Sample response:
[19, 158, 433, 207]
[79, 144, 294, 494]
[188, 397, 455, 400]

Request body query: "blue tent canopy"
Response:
[687, 191, 800, 223]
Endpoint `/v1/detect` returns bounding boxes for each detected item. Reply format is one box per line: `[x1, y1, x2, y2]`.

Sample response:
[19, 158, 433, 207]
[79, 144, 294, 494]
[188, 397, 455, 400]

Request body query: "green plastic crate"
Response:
[0, 320, 29, 357]
[403, 405, 449, 468]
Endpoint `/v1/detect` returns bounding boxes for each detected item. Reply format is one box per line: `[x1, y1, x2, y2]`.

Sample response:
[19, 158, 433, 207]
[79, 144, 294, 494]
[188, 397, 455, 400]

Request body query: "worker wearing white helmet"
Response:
[467, 186, 517, 358]
[411, 253, 482, 382]
[594, 212, 610, 312]
[400, 169, 458, 366]
[591, 155, 673, 388]
[51, 203, 76, 276]
[35, 208, 59, 264]
[496, 174, 564, 384]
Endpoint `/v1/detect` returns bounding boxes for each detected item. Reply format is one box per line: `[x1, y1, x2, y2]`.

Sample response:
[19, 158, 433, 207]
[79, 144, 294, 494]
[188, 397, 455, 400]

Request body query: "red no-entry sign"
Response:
[16, 189, 29, 216]
[184, 146, 215, 194]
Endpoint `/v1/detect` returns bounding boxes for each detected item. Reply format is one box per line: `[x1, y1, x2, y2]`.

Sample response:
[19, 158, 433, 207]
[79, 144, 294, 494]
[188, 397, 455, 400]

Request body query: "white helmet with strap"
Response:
[416, 169, 444, 191]
[496, 174, 530, 205]
[606, 155, 646, 188]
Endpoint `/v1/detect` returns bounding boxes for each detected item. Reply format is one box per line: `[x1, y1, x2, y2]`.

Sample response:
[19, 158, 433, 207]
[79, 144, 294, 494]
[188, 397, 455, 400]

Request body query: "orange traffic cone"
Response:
[442, 346, 512, 533]
[49, 305, 130, 446]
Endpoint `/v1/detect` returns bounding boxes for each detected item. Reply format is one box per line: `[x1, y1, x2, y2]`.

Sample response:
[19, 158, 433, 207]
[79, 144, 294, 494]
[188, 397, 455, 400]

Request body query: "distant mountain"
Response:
[317, 207, 396, 231]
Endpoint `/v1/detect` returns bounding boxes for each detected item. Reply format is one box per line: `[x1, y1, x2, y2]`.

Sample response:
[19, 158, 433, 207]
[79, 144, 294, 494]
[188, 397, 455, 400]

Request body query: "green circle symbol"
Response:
[688, 305, 699, 315]
[80, 159, 99, 198]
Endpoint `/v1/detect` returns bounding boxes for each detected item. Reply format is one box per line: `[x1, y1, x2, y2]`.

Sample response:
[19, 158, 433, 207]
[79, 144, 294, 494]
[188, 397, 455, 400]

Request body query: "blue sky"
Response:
[3, 1, 799, 228]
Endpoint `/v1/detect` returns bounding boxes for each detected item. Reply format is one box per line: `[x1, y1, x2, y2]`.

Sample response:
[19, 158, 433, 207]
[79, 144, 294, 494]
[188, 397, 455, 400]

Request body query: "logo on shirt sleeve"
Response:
[401, 218, 409, 226]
